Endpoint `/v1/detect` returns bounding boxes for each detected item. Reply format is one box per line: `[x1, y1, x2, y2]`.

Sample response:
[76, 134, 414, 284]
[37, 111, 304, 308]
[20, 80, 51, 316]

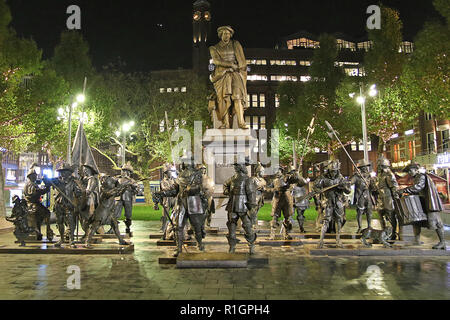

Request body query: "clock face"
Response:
[193, 11, 201, 21]
[204, 11, 211, 21]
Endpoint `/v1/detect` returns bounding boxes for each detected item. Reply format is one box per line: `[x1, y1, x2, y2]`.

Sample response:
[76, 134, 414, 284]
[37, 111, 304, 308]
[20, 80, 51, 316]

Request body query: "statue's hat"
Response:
[57, 163, 74, 173]
[402, 161, 420, 172]
[27, 163, 38, 177]
[217, 26, 234, 37]
[356, 159, 372, 168]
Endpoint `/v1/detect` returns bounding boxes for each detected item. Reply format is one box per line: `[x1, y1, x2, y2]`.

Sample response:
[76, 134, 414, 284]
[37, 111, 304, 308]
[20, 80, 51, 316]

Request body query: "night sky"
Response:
[7, 0, 441, 72]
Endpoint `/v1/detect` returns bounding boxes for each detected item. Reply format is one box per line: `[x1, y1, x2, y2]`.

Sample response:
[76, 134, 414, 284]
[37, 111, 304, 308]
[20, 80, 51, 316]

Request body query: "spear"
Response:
[325, 120, 375, 206]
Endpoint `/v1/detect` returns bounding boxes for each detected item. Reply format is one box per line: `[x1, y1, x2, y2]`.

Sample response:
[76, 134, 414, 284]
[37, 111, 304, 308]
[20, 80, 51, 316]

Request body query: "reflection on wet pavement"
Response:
[0, 220, 448, 300]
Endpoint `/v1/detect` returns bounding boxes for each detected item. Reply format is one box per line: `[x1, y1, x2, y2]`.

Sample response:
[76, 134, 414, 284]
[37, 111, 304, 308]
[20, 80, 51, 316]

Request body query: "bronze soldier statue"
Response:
[84, 175, 130, 248]
[112, 163, 139, 237]
[269, 165, 306, 240]
[160, 163, 177, 239]
[292, 169, 310, 233]
[23, 165, 54, 241]
[199, 164, 215, 228]
[223, 161, 257, 254]
[154, 156, 208, 257]
[79, 164, 100, 240]
[316, 160, 351, 248]
[52, 164, 82, 248]
[7, 195, 35, 246]
[399, 162, 446, 249]
[209, 26, 248, 129]
[309, 161, 331, 232]
[350, 160, 377, 233]
[249, 162, 266, 228]
[375, 156, 400, 240]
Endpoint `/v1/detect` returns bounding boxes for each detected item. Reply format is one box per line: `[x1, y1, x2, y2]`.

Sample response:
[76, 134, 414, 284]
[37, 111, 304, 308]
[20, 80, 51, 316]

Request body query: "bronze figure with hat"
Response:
[375, 155, 400, 240]
[209, 25, 248, 129]
[350, 160, 377, 233]
[399, 161, 446, 249]
[110, 162, 139, 237]
[23, 163, 54, 241]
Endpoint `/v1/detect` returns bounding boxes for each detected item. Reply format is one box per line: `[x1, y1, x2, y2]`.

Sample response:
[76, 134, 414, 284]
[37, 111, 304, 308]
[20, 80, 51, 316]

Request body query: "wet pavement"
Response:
[0, 220, 449, 300]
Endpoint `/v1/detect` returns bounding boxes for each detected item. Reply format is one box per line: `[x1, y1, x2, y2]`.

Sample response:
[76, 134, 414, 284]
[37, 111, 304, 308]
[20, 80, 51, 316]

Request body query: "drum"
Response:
[395, 195, 428, 226]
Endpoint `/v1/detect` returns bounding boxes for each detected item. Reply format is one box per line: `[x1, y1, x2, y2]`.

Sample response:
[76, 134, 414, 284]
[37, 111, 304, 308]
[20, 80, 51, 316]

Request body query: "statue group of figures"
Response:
[154, 155, 446, 257]
[10, 162, 139, 248]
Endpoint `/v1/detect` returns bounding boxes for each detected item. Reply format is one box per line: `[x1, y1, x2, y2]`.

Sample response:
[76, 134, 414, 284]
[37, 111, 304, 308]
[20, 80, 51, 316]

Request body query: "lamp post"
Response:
[58, 93, 86, 165]
[116, 121, 135, 166]
[351, 83, 377, 163]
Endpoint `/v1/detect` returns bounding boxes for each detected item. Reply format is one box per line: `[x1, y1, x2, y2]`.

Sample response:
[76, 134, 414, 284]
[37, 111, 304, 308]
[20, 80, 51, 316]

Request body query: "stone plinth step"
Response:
[298, 233, 361, 239]
[156, 240, 197, 247]
[205, 227, 219, 234]
[0, 243, 134, 254]
[176, 252, 249, 268]
[93, 233, 130, 239]
[159, 256, 177, 264]
[309, 247, 450, 256]
[258, 239, 304, 246]
[149, 233, 164, 239]
[14, 237, 103, 244]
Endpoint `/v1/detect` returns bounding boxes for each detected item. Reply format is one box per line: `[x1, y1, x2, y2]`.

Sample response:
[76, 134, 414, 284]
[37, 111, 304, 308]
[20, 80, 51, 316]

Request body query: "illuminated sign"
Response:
[435, 152, 450, 168]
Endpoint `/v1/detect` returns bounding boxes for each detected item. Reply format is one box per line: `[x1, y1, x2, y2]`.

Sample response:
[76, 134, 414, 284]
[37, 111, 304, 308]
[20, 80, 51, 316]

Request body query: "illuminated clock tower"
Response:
[192, 0, 211, 75]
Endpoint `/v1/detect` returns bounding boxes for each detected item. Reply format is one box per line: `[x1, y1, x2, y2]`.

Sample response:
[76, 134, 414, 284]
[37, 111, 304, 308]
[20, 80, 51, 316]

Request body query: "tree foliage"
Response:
[401, 0, 450, 119]
[277, 34, 360, 160]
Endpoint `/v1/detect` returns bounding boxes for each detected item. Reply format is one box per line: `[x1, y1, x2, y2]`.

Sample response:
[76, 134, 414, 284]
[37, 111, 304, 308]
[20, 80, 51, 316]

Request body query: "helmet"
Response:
[255, 162, 265, 176]
[327, 160, 341, 171]
[377, 157, 391, 167]
[356, 159, 371, 168]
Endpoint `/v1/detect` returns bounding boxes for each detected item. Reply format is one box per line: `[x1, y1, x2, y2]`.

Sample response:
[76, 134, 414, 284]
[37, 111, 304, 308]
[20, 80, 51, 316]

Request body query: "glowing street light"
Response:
[117, 121, 135, 166]
[350, 83, 378, 162]
[76, 94, 86, 103]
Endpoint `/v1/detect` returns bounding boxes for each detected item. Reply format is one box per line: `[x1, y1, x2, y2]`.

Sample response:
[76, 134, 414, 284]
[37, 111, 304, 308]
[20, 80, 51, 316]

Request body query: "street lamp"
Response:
[349, 83, 377, 162]
[116, 121, 135, 166]
[57, 95, 86, 165]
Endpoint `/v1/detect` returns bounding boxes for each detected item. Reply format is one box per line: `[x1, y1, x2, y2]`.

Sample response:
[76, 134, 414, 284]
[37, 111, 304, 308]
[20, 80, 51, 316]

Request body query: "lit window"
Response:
[351, 141, 357, 151]
[173, 87, 179, 92]
[260, 116, 266, 129]
[160, 120, 165, 132]
[159, 88, 165, 93]
[248, 75, 268, 81]
[252, 94, 258, 107]
[275, 94, 280, 108]
[270, 75, 298, 81]
[167, 88, 172, 93]
[300, 76, 311, 82]
[181, 87, 187, 92]
[259, 94, 265, 107]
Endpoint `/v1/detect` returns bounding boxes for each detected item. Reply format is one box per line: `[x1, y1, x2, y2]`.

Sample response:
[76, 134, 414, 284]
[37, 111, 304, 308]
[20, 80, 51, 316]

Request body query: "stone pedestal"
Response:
[203, 129, 257, 230]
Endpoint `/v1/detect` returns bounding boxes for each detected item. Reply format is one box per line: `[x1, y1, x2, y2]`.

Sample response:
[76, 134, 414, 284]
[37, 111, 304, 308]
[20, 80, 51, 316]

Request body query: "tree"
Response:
[277, 34, 360, 161]
[361, 5, 416, 153]
[0, 0, 68, 217]
[401, 0, 450, 119]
